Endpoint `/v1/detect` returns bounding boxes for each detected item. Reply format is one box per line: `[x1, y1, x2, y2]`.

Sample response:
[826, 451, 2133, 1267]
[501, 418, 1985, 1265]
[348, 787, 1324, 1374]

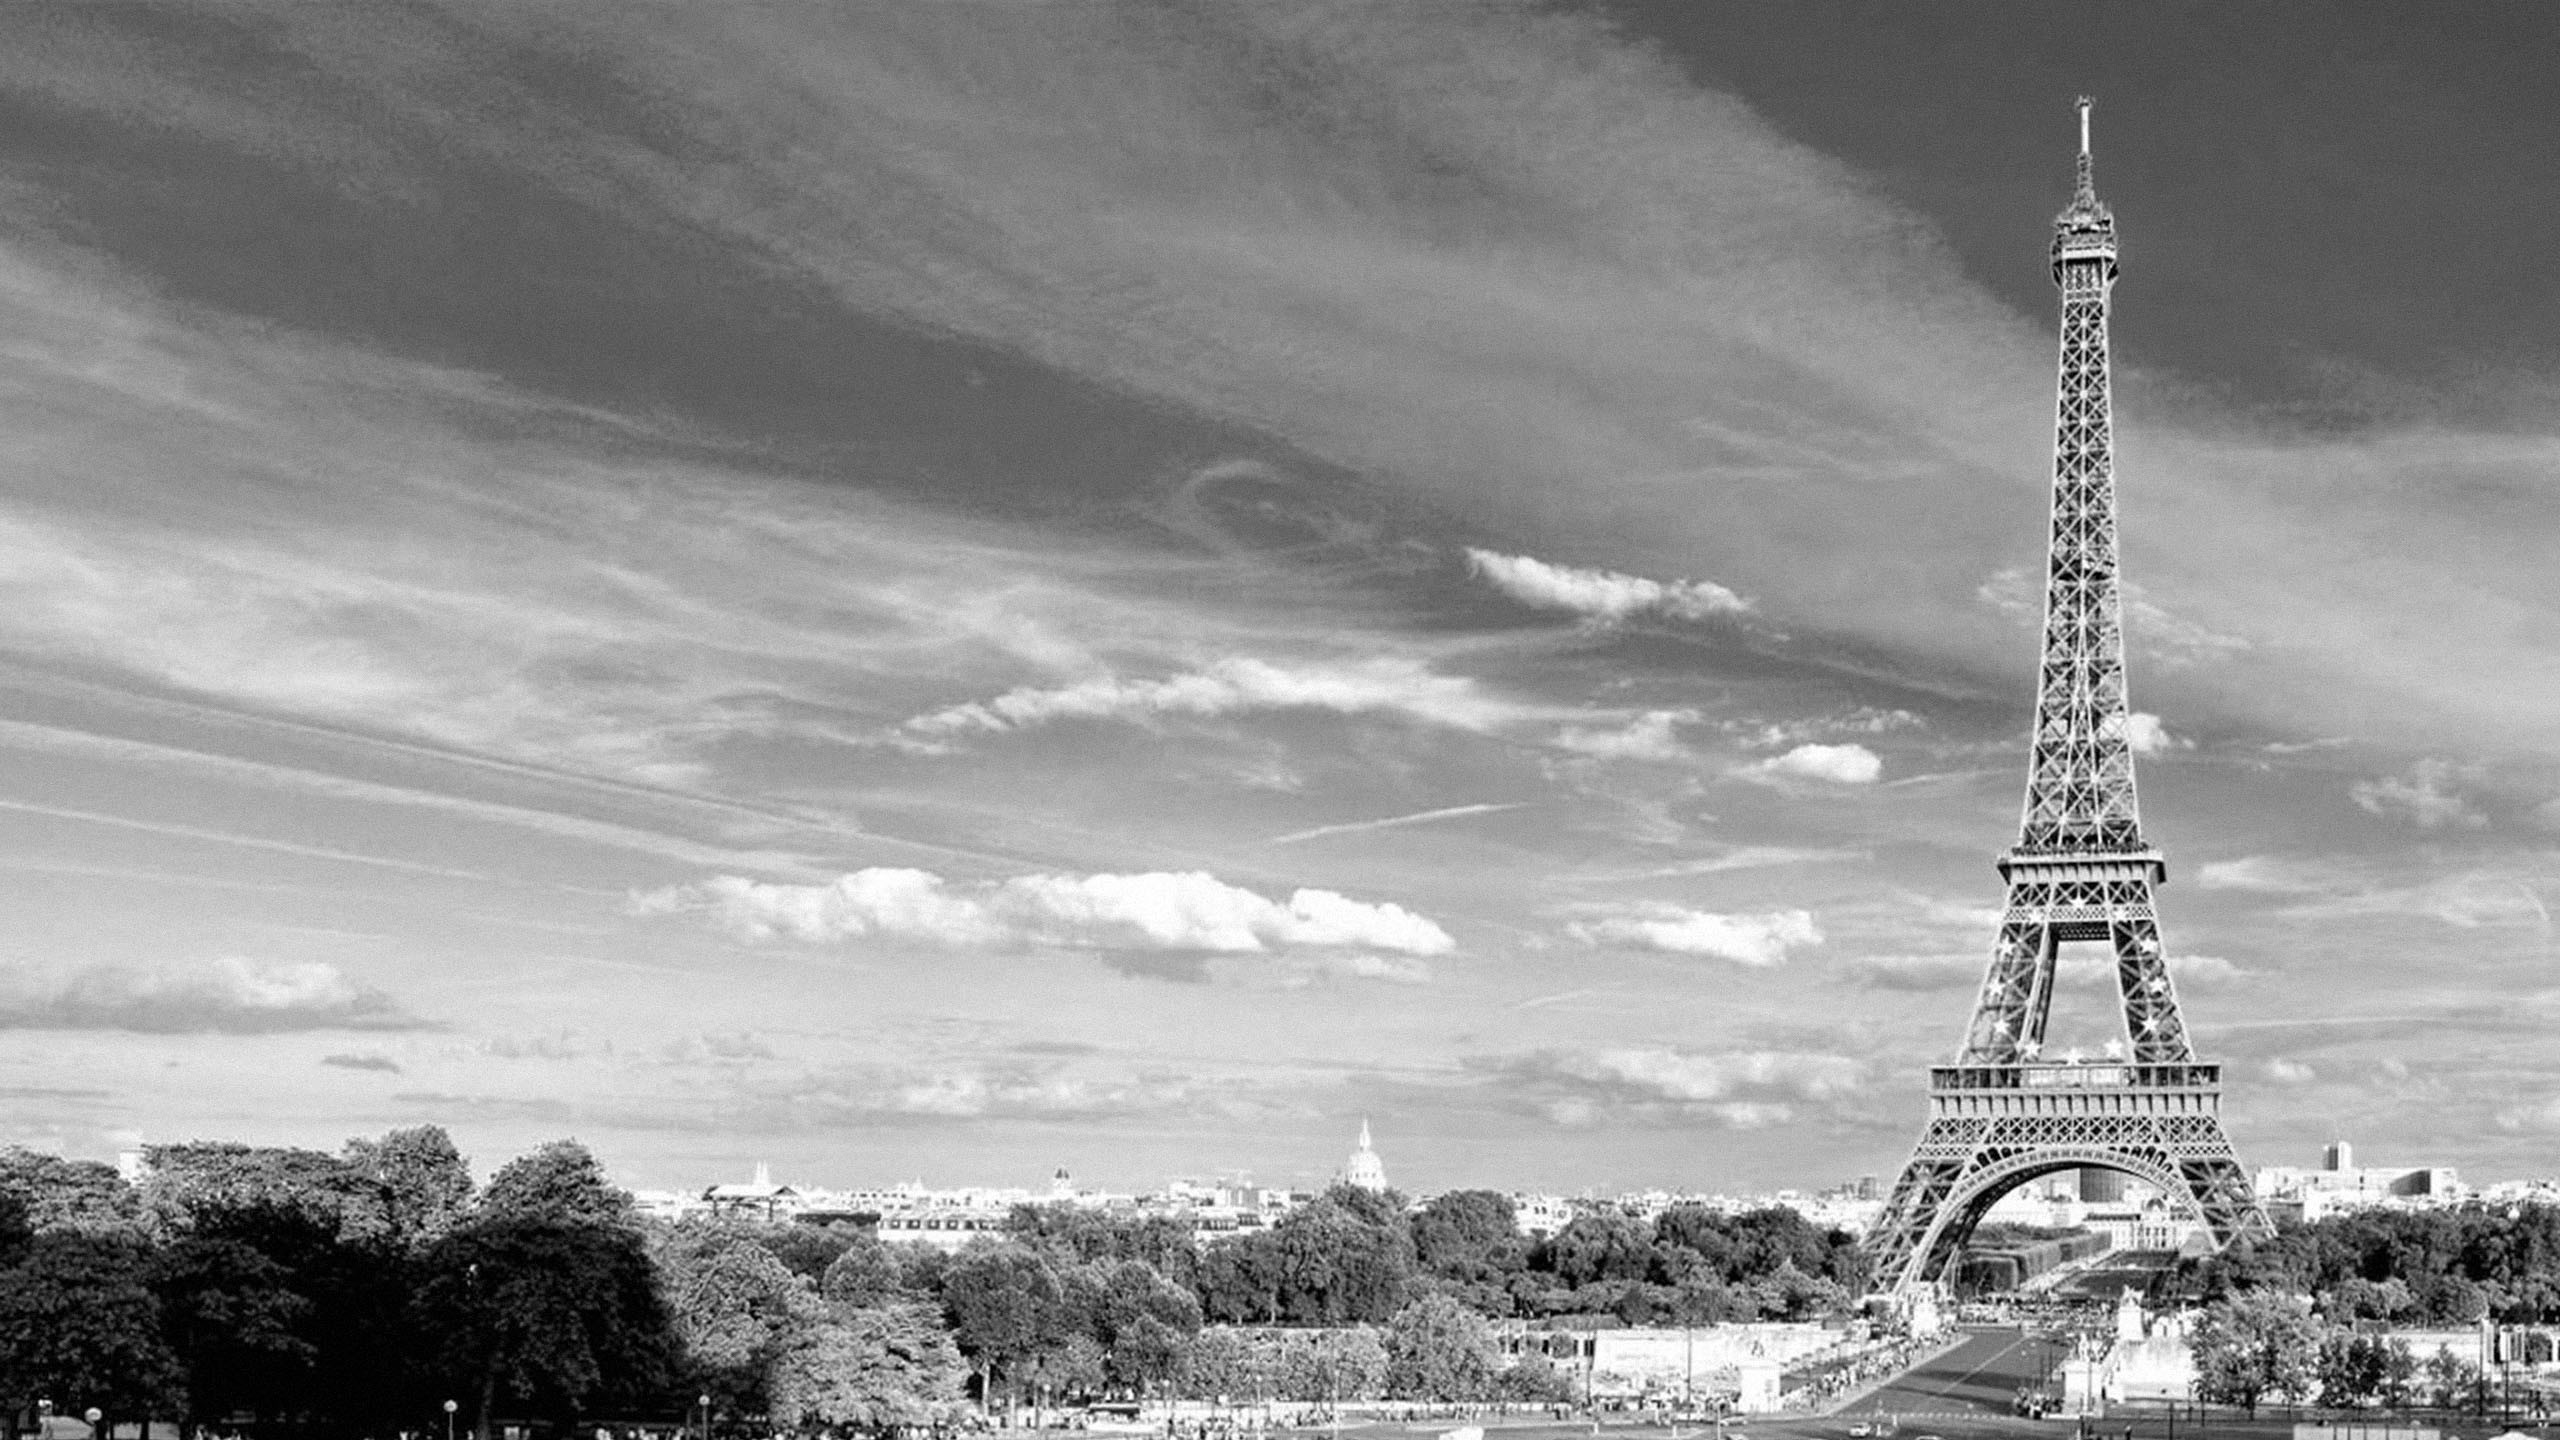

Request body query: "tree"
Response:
[414, 1215, 677, 1438]
[1545, 1213, 1652, 1288]
[2191, 1291, 2322, 1414]
[2422, 1347, 2479, 1412]
[0, 1149, 138, 1231]
[1269, 1193, 1417, 1324]
[1179, 1327, 1267, 1403]
[753, 1220, 865, 1283]
[1196, 1232, 1285, 1324]
[2317, 1330, 2392, 1408]
[940, 1243, 1068, 1412]
[767, 1302, 967, 1431]
[142, 1142, 383, 1240]
[344, 1125, 474, 1244]
[1269, 1328, 1386, 1403]
[1500, 1350, 1574, 1403]
[0, 1230, 187, 1436]
[477, 1139, 635, 1229]
[1385, 1293, 1495, 1402]
[2379, 1338, 2420, 1411]
[1093, 1259, 1199, 1396]
[654, 1225, 823, 1414]
[820, 1231, 908, 1309]
[1412, 1191, 1517, 1278]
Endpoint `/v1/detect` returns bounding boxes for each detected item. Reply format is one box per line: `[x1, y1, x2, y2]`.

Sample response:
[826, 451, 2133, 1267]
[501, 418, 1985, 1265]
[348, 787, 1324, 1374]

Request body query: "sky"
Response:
[0, 0, 2557, 1196]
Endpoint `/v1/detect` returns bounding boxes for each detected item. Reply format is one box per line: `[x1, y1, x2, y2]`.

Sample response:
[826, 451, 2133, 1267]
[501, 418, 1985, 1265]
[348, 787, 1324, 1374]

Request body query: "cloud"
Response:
[1268, 802, 1523, 846]
[1487, 1046, 1864, 1129]
[483, 1030, 606, 1061]
[1748, 743, 1882, 785]
[754, 1058, 1227, 1124]
[2171, 954, 2248, 987]
[0, 958, 423, 1034]
[1464, 549, 1749, 623]
[661, 1031, 779, 1064]
[1567, 905, 1820, 966]
[320, 1053, 402, 1073]
[902, 657, 1522, 744]
[1746, 709, 1924, 747]
[1554, 710, 1692, 761]
[638, 867, 1455, 958]
[2351, 759, 2486, 829]
[2263, 1057, 2318, 1085]
[2196, 856, 2328, 893]
[2125, 712, 2183, 756]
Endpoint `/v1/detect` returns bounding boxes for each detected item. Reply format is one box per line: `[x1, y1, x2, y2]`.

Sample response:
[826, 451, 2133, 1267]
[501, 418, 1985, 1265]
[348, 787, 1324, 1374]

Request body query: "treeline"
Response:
[0, 1134, 1868, 1439]
[2175, 1204, 2560, 1324]
[2183, 1291, 2531, 1415]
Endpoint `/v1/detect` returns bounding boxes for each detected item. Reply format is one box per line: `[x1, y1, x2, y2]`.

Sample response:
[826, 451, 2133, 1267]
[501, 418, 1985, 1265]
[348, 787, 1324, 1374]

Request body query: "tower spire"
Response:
[2075, 96, 2094, 203]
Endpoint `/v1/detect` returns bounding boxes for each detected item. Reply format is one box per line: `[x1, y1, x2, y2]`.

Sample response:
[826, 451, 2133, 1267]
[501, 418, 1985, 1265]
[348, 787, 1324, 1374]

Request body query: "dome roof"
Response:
[1341, 1119, 1388, 1192]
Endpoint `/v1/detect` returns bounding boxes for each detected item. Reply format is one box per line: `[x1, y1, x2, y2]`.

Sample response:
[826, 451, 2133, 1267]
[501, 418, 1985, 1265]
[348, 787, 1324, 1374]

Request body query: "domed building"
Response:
[1340, 1119, 1388, 1192]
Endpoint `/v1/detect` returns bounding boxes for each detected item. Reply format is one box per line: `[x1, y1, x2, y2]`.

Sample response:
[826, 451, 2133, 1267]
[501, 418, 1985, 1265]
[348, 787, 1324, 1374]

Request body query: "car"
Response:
[1849, 1425, 1874, 1437]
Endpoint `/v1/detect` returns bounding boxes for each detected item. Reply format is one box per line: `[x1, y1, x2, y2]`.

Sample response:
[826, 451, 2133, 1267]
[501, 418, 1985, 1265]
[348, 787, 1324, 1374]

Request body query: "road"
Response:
[1835, 1327, 2061, 1418]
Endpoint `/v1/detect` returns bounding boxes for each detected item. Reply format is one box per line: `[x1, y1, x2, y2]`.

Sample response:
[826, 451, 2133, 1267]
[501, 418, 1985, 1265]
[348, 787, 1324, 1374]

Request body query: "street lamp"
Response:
[696, 1394, 711, 1440]
[443, 1398, 457, 1440]
[81, 1411, 100, 1440]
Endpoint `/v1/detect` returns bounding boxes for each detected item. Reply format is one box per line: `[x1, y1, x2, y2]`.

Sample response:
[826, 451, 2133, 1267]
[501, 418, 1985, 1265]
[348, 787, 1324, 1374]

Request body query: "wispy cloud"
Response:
[1746, 743, 1883, 785]
[2351, 759, 2487, 829]
[1464, 549, 1749, 624]
[0, 958, 425, 1034]
[901, 657, 1526, 746]
[1554, 710, 1693, 762]
[1566, 905, 1820, 966]
[1268, 802, 1523, 846]
[637, 867, 1455, 959]
[1482, 1046, 1864, 1129]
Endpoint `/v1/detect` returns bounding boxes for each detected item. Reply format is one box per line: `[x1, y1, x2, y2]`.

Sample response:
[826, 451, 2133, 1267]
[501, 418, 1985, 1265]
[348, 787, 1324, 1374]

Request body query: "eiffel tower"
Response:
[1863, 99, 2273, 1294]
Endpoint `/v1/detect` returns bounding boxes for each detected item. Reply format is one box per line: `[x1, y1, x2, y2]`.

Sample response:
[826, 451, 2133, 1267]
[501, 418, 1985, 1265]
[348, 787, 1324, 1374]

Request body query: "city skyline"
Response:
[0, 4, 2556, 1194]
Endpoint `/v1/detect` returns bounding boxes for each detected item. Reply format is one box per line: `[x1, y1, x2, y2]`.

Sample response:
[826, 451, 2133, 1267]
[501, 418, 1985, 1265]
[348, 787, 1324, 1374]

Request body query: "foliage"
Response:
[0, 1149, 141, 1232]
[414, 1214, 678, 1434]
[820, 1231, 908, 1309]
[940, 1242, 1070, 1408]
[2180, 1204, 2560, 1323]
[768, 1302, 967, 1430]
[478, 1139, 636, 1229]
[654, 1225, 822, 1412]
[1384, 1294, 1496, 1402]
[0, 1230, 187, 1429]
[344, 1125, 475, 1245]
[2316, 1330, 2395, 1407]
[2190, 1290, 2322, 1414]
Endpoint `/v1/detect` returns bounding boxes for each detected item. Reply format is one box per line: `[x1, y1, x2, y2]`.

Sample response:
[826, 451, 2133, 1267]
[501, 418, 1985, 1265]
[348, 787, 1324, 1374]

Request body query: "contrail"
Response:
[1268, 802, 1523, 845]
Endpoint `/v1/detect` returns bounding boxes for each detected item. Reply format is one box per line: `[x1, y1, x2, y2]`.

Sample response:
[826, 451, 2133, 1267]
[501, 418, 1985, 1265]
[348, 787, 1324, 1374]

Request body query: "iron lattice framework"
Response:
[1863, 100, 2273, 1294]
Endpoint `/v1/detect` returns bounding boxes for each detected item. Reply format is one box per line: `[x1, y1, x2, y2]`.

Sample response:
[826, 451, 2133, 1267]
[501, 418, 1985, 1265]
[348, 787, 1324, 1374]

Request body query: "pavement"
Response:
[1835, 1327, 2063, 1419]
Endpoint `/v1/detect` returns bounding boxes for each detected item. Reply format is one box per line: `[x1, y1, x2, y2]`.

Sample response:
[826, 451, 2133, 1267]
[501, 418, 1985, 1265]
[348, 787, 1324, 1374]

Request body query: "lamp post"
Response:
[443, 1398, 457, 1440]
[81, 1411, 99, 1440]
[696, 1394, 711, 1440]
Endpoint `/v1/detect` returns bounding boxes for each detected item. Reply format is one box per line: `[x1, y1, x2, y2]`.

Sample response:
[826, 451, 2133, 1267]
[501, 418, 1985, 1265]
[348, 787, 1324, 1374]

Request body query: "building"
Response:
[1340, 1119, 1388, 1192]
[2255, 1141, 2466, 1218]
